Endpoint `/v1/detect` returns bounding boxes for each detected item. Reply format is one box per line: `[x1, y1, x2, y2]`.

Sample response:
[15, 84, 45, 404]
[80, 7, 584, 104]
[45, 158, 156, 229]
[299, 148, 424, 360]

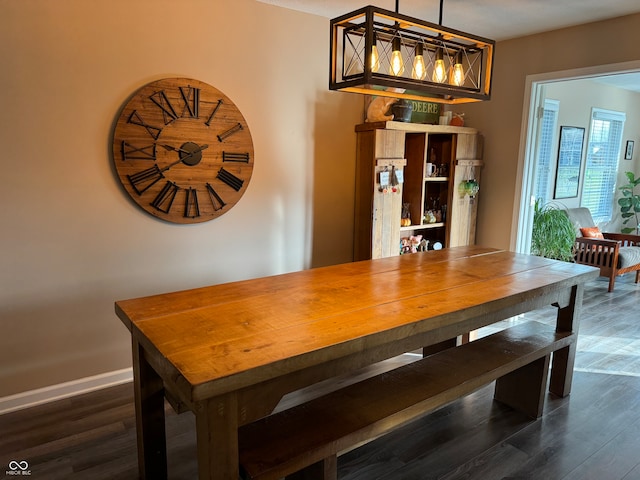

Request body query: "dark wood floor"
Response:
[1, 275, 639, 479]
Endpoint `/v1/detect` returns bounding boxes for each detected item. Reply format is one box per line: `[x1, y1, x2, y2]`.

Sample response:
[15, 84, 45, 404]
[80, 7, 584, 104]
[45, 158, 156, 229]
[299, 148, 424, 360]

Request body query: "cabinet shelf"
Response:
[400, 222, 445, 232]
[425, 176, 449, 182]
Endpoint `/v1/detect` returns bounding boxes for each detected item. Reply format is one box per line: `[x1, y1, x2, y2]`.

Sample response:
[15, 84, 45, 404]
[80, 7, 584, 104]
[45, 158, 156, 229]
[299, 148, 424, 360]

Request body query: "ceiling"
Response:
[257, 0, 640, 41]
[594, 73, 640, 93]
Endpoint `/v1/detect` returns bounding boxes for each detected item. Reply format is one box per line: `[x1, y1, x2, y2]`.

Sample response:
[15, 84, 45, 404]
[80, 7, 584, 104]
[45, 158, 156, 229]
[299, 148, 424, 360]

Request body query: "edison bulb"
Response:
[370, 38, 380, 73]
[432, 48, 446, 83]
[450, 53, 465, 86]
[389, 37, 405, 76]
[412, 43, 427, 80]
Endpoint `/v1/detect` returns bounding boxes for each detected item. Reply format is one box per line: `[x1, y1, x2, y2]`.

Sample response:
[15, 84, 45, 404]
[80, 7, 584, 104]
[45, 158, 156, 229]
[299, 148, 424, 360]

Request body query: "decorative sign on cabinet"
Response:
[354, 121, 484, 260]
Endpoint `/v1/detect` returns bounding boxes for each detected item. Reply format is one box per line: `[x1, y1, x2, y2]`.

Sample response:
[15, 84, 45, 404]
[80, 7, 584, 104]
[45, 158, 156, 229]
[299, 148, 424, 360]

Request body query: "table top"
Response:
[115, 246, 598, 401]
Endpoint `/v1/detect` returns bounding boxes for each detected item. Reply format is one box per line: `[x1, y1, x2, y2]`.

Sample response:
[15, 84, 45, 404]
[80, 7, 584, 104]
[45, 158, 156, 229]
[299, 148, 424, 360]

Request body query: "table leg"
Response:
[195, 394, 239, 480]
[550, 284, 584, 397]
[132, 337, 168, 479]
[422, 338, 457, 357]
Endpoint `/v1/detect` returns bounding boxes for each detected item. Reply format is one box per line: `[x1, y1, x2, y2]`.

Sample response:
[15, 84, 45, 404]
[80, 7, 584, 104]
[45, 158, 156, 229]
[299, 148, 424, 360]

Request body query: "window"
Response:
[534, 100, 559, 204]
[581, 108, 626, 224]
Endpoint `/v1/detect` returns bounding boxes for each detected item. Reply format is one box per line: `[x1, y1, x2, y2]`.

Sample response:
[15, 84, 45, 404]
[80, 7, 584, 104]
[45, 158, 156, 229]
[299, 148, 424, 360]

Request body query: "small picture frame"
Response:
[625, 140, 634, 160]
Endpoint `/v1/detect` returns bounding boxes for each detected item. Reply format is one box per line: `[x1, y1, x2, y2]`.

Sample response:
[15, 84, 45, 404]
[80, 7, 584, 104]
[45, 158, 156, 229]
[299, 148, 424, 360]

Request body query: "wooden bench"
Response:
[238, 321, 574, 480]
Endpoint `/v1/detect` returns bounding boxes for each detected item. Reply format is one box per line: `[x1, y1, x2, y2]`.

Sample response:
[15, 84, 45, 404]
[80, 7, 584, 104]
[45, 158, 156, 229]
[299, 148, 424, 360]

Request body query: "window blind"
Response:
[581, 108, 626, 224]
[534, 99, 559, 204]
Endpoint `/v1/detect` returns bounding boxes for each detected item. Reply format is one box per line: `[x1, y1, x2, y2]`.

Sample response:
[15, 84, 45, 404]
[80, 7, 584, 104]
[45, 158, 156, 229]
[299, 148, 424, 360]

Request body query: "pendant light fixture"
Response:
[329, 0, 495, 104]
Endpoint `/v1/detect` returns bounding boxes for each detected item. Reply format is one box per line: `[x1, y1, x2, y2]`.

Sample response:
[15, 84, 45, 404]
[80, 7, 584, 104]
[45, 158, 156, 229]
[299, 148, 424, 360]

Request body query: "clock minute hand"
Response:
[160, 157, 186, 173]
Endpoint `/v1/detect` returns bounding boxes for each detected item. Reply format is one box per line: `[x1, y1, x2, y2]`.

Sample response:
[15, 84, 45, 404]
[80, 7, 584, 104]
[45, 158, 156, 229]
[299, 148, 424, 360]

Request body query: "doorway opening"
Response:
[512, 61, 640, 254]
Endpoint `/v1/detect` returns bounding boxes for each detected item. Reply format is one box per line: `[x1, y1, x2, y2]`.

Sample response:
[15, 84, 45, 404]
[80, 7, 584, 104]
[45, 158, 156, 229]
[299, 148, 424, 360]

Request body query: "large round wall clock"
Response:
[112, 77, 254, 223]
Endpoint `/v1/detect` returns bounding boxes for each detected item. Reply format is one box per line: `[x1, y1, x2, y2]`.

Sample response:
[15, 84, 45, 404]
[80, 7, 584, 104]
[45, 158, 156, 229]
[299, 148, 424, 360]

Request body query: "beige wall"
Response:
[455, 13, 640, 249]
[0, 0, 361, 398]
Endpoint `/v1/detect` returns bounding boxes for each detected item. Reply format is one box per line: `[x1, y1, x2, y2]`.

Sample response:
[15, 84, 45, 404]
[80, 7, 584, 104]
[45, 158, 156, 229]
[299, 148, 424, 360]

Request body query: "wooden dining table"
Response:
[115, 246, 599, 480]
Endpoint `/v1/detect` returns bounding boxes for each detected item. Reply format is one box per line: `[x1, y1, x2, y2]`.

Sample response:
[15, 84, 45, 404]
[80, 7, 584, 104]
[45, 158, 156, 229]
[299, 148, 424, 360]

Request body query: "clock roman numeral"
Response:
[149, 90, 178, 125]
[217, 167, 244, 191]
[121, 141, 156, 161]
[222, 152, 250, 163]
[150, 181, 179, 213]
[205, 183, 226, 211]
[127, 111, 162, 140]
[205, 99, 223, 126]
[184, 188, 200, 218]
[180, 86, 200, 118]
[128, 165, 164, 195]
[217, 122, 243, 142]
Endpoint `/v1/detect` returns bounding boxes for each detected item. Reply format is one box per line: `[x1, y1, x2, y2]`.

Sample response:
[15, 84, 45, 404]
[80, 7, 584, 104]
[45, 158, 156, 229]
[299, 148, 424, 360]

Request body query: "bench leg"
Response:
[285, 455, 337, 480]
[494, 354, 550, 419]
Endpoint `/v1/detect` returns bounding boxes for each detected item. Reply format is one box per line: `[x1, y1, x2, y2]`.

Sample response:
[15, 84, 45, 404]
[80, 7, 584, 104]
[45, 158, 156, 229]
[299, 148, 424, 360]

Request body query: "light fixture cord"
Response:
[395, 0, 443, 24]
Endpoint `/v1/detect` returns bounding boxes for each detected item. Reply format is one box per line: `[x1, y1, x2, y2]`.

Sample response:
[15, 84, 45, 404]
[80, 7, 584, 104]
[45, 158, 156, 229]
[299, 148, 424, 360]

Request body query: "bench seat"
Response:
[238, 321, 574, 480]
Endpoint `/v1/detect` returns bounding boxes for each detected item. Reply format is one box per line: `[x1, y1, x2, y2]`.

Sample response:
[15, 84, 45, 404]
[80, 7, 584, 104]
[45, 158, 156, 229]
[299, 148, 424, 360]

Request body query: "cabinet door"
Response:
[449, 159, 483, 247]
[354, 129, 405, 260]
[372, 159, 406, 258]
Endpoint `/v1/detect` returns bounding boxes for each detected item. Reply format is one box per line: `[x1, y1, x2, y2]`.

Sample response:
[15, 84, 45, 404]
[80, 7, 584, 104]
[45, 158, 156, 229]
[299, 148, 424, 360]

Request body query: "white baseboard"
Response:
[0, 368, 133, 415]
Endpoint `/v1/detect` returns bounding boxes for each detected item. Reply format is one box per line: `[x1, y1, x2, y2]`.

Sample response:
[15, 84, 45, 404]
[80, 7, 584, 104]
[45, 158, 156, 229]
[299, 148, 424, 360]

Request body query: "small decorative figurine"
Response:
[366, 97, 398, 122]
[401, 203, 412, 226]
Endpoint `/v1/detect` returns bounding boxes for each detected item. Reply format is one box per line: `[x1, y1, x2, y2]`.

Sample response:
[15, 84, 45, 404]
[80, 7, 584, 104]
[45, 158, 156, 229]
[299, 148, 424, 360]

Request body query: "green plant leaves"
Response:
[531, 200, 575, 262]
[624, 171, 640, 186]
[618, 171, 640, 234]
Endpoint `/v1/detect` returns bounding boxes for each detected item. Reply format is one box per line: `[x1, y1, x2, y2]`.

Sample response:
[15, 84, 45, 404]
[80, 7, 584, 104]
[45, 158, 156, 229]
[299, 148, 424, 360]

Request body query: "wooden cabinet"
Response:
[354, 121, 483, 260]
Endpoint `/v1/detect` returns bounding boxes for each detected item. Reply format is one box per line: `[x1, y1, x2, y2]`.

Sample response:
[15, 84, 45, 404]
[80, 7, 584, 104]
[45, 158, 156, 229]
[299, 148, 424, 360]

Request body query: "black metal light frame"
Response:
[329, 5, 495, 104]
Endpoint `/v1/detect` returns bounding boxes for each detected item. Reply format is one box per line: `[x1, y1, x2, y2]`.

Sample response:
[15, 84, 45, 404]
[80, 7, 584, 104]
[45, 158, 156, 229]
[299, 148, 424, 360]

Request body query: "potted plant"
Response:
[618, 171, 640, 234]
[531, 199, 575, 262]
